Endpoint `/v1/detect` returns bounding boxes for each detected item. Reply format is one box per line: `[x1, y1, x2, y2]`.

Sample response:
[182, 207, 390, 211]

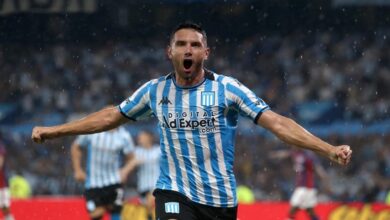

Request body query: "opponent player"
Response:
[271, 148, 328, 220]
[32, 22, 352, 220]
[71, 126, 135, 220]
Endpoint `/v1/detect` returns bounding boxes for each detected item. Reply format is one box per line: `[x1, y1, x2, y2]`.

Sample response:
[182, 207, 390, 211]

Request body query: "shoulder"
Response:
[209, 71, 241, 87]
[142, 73, 173, 89]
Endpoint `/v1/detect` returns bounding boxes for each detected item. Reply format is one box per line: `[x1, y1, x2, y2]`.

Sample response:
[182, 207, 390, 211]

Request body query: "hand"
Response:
[330, 145, 352, 165]
[31, 126, 51, 144]
[74, 169, 86, 182]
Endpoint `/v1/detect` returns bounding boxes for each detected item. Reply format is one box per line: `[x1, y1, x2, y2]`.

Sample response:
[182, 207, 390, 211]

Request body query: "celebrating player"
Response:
[32, 22, 352, 220]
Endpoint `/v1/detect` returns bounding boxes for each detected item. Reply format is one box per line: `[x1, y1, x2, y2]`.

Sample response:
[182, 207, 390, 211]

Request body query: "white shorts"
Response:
[290, 187, 317, 209]
[0, 188, 11, 208]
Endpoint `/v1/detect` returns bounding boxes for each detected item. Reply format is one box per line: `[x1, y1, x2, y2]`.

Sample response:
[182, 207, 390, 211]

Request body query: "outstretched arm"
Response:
[257, 110, 352, 165]
[32, 106, 128, 143]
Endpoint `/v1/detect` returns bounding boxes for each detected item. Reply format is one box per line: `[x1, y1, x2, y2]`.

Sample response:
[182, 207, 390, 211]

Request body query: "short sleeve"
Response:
[225, 77, 270, 123]
[75, 135, 90, 148]
[118, 81, 154, 121]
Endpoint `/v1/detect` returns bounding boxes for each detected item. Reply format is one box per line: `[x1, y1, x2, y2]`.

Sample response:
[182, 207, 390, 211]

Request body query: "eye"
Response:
[191, 42, 202, 47]
[175, 41, 186, 46]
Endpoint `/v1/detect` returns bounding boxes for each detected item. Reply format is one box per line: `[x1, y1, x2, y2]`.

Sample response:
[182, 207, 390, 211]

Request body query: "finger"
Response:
[346, 149, 352, 157]
[337, 151, 347, 160]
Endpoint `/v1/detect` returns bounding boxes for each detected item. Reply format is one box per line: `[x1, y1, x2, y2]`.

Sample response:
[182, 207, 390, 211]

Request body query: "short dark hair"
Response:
[170, 22, 207, 44]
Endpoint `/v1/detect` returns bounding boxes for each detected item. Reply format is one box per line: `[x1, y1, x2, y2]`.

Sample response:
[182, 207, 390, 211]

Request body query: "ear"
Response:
[166, 46, 173, 60]
[204, 47, 210, 60]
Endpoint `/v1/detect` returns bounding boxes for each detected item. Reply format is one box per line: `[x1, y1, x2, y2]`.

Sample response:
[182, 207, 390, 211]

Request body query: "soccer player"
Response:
[32, 22, 352, 220]
[0, 137, 14, 220]
[70, 127, 135, 220]
[271, 148, 328, 220]
[129, 130, 160, 220]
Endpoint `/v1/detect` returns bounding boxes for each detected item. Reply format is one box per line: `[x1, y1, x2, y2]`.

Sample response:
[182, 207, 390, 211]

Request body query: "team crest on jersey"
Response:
[201, 91, 215, 106]
[165, 202, 180, 214]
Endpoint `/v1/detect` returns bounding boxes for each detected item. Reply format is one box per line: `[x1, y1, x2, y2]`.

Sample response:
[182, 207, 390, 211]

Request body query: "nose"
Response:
[184, 44, 192, 57]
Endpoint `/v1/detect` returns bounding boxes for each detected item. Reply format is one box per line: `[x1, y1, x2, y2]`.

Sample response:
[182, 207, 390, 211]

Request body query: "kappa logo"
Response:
[159, 96, 172, 105]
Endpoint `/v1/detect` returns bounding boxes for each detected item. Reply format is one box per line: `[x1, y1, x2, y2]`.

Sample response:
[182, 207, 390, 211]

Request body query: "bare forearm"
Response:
[274, 116, 333, 157]
[258, 111, 336, 159]
[38, 107, 127, 140]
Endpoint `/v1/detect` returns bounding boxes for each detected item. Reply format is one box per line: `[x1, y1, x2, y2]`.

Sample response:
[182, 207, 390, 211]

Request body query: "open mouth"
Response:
[183, 59, 193, 70]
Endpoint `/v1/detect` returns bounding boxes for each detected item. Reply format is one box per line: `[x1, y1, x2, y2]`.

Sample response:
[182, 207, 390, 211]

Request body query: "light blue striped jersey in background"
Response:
[118, 70, 269, 207]
[134, 145, 161, 193]
[75, 127, 135, 189]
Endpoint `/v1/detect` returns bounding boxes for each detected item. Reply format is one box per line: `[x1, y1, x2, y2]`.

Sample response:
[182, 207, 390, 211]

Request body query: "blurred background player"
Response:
[0, 136, 14, 220]
[271, 148, 329, 220]
[70, 126, 135, 220]
[128, 131, 160, 220]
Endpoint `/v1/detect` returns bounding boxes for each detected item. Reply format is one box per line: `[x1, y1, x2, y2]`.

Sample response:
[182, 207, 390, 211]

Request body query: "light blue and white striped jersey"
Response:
[134, 145, 161, 193]
[75, 127, 135, 189]
[118, 70, 269, 207]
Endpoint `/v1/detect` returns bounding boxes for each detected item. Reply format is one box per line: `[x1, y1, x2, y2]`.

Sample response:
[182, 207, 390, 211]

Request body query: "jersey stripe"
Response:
[189, 88, 214, 206]
[195, 85, 220, 205]
[161, 80, 185, 195]
[155, 80, 176, 191]
[214, 78, 236, 204]
[177, 89, 200, 203]
[204, 80, 228, 205]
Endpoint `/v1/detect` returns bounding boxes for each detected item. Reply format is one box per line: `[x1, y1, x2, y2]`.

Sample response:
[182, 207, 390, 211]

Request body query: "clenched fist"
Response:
[31, 126, 52, 144]
[330, 145, 352, 165]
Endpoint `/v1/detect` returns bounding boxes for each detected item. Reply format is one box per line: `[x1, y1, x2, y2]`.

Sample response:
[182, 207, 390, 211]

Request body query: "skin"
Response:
[31, 27, 352, 220]
[167, 28, 210, 87]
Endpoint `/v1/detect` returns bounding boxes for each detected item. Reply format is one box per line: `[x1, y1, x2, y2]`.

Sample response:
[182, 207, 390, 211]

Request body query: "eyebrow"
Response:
[174, 40, 203, 45]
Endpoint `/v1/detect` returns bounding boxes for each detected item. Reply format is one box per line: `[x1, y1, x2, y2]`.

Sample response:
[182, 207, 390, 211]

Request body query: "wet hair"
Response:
[170, 22, 208, 45]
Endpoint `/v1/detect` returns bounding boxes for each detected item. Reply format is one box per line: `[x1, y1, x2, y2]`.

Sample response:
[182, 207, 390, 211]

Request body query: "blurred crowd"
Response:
[235, 133, 390, 203]
[2, 30, 389, 123]
[0, 29, 389, 202]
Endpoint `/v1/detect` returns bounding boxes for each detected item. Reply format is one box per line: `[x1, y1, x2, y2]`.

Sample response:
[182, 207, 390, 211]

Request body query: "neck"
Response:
[175, 68, 205, 87]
